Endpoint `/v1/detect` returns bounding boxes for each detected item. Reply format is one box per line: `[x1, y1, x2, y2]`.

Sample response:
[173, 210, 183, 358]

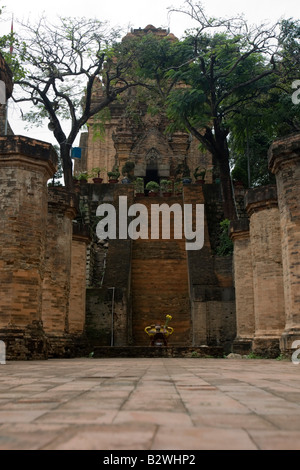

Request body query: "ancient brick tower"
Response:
[74, 25, 214, 184]
[74, 26, 236, 353]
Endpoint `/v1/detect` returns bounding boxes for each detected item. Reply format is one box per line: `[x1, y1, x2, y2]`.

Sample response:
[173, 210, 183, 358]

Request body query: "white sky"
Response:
[0, 0, 299, 146]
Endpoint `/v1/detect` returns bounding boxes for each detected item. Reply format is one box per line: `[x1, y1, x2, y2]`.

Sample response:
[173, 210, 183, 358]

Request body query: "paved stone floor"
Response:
[0, 357, 300, 450]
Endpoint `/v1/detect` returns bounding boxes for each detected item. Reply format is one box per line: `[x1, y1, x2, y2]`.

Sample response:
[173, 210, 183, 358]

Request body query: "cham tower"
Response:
[73, 25, 236, 354]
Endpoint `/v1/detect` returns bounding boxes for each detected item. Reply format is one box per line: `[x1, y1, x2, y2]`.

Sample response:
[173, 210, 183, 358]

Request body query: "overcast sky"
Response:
[1, 0, 299, 145]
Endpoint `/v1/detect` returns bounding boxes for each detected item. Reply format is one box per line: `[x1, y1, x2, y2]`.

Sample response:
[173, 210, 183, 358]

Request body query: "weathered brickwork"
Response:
[42, 188, 77, 344]
[269, 133, 300, 353]
[68, 227, 90, 334]
[0, 136, 57, 359]
[245, 186, 285, 357]
[0, 54, 298, 360]
[184, 185, 236, 352]
[230, 219, 254, 354]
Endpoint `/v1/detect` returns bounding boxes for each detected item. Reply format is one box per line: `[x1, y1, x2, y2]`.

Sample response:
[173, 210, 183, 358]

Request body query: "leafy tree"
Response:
[0, 8, 25, 81]
[11, 16, 142, 189]
[161, 1, 287, 219]
[229, 19, 300, 188]
[216, 219, 233, 256]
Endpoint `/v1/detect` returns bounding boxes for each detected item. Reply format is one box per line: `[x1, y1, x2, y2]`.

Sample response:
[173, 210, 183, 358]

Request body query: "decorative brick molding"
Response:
[245, 185, 278, 217]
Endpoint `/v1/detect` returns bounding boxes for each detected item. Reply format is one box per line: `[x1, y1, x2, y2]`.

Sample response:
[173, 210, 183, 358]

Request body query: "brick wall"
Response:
[68, 227, 90, 334]
[269, 133, 300, 352]
[184, 184, 236, 352]
[230, 219, 254, 354]
[42, 188, 77, 340]
[245, 186, 285, 357]
[0, 136, 57, 359]
[130, 194, 191, 346]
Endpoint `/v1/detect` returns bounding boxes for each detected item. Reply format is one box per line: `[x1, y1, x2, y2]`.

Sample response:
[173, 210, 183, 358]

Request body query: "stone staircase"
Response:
[131, 195, 191, 346]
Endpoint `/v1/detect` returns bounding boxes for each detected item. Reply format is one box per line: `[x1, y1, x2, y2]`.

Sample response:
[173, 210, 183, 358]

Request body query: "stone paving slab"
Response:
[0, 357, 300, 450]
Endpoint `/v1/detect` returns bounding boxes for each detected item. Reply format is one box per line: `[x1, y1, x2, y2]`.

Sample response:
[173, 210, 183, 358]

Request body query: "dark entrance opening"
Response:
[144, 169, 159, 196]
[145, 169, 159, 186]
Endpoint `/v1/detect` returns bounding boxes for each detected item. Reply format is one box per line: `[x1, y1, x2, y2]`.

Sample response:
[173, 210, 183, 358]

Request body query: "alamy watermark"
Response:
[0, 80, 6, 105]
[292, 80, 300, 105]
[96, 196, 205, 251]
[0, 341, 6, 365]
[292, 340, 300, 365]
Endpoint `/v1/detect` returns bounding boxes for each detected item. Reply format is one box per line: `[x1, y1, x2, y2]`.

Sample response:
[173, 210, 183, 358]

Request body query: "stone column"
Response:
[268, 134, 300, 353]
[229, 219, 254, 354]
[69, 224, 90, 335]
[245, 185, 285, 357]
[42, 187, 77, 357]
[0, 136, 57, 359]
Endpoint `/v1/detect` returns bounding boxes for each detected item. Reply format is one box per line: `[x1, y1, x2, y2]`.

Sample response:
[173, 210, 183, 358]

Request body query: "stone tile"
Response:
[0, 409, 49, 423]
[57, 398, 125, 411]
[192, 413, 276, 430]
[151, 425, 258, 450]
[261, 414, 300, 431]
[114, 411, 193, 426]
[0, 401, 61, 411]
[249, 430, 300, 450]
[0, 423, 69, 450]
[41, 423, 157, 450]
[35, 410, 118, 425]
[1, 358, 300, 450]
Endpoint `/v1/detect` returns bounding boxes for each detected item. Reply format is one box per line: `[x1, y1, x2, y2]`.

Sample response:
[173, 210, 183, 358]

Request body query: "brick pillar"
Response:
[42, 187, 77, 357]
[229, 219, 254, 354]
[268, 134, 300, 353]
[69, 224, 90, 335]
[245, 186, 285, 357]
[0, 136, 57, 359]
[112, 131, 134, 175]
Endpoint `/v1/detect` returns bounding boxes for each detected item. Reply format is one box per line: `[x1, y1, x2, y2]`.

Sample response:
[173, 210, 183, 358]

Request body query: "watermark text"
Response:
[0, 340, 6, 365]
[96, 196, 205, 251]
[292, 80, 300, 105]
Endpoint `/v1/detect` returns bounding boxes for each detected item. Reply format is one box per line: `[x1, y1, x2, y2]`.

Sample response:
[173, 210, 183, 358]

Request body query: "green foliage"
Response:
[77, 171, 89, 181]
[107, 168, 120, 180]
[174, 181, 183, 193]
[245, 352, 265, 359]
[145, 181, 160, 192]
[134, 177, 144, 193]
[0, 9, 26, 81]
[190, 351, 200, 358]
[216, 219, 233, 256]
[89, 167, 106, 178]
[160, 179, 172, 192]
[231, 164, 248, 187]
[121, 161, 135, 181]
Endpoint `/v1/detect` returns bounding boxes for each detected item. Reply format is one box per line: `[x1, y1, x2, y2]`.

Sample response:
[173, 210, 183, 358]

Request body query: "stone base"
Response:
[47, 333, 89, 359]
[232, 338, 253, 355]
[92, 346, 224, 358]
[252, 337, 280, 358]
[0, 322, 48, 360]
[280, 328, 300, 355]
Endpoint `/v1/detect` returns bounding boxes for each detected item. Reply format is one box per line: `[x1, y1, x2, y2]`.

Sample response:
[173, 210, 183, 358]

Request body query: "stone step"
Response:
[130, 195, 191, 346]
